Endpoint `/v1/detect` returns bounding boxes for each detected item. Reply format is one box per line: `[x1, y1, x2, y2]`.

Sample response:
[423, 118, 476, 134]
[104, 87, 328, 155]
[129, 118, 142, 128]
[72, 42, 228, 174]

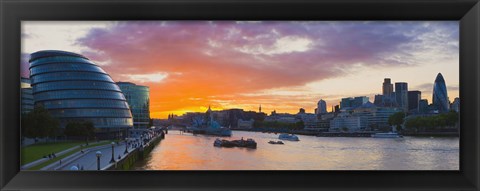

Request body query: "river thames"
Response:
[133, 130, 459, 170]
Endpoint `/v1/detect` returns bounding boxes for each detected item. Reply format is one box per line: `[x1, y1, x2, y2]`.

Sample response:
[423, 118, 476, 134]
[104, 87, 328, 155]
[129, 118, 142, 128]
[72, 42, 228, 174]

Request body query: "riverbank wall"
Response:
[233, 129, 459, 138]
[106, 132, 165, 170]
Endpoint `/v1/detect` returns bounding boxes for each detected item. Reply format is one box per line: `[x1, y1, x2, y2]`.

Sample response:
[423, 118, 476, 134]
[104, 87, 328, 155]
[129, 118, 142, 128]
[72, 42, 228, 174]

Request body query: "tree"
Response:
[21, 106, 60, 141]
[388, 112, 405, 131]
[64, 121, 95, 144]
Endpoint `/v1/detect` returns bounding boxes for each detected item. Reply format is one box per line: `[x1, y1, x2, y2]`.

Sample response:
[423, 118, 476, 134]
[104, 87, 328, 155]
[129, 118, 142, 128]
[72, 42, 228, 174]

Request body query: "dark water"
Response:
[134, 130, 459, 170]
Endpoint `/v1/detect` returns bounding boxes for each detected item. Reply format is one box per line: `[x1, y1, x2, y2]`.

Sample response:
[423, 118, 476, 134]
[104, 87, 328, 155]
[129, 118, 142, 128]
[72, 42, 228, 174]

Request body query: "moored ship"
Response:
[187, 106, 232, 137]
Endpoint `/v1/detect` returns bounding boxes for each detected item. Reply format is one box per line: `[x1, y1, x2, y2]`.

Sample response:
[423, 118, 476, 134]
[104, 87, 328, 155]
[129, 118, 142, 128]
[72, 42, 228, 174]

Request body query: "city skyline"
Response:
[21, 21, 459, 119]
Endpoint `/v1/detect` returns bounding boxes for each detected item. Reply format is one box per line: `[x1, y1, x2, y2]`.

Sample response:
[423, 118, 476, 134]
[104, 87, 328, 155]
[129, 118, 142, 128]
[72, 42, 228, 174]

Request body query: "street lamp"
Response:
[95, 151, 102, 170]
[124, 138, 129, 154]
[110, 142, 115, 163]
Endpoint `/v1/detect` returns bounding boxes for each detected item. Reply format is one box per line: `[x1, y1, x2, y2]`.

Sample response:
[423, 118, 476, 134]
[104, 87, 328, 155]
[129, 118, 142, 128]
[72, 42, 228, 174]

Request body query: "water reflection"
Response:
[134, 130, 459, 170]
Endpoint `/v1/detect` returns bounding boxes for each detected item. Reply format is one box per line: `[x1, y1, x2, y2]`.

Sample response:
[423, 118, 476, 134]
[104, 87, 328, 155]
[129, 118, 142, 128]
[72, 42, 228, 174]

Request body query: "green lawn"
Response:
[21, 141, 84, 165]
[25, 141, 113, 170]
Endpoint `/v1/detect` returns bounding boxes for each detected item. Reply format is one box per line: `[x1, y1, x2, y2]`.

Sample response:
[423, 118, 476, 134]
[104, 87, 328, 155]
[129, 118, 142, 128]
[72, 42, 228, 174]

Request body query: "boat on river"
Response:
[214, 138, 257, 149]
[372, 126, 403, 138]
[278, 134, 300, 141]
[268, 140, 284, 144]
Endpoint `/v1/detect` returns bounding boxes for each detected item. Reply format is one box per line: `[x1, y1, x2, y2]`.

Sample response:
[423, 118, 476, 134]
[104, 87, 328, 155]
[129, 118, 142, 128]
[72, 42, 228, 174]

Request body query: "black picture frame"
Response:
[1, 0, 479, 190]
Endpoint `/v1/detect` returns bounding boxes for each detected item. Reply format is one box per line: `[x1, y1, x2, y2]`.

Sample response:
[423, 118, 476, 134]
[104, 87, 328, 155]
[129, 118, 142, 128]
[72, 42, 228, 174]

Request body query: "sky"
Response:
[21, 21, 460, 119]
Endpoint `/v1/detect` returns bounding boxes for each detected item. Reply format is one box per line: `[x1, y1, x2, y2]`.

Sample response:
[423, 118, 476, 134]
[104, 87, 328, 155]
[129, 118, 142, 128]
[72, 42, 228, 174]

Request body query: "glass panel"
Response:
[50, 108, 132, 118]
[34, 90, 126, 101]
[33, 81, 120, 92]
[31, 72, 114, 84]
[42, 99, 129, 109]
[30, 56, 96, 67]
[30, 63, 106, 76]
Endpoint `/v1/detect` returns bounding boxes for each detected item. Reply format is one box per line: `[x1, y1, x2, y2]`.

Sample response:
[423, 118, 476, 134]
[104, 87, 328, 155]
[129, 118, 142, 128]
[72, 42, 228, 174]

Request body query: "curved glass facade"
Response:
[29, 50, 133, 129]
[117, 82, 150, 128]
[432, 73, 449, 113]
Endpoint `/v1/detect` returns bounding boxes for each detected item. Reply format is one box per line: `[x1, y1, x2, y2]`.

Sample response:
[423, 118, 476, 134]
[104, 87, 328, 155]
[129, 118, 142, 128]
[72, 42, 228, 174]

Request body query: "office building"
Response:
[340, 97, 353, 109]
[395, 82, 408, 112]
[353, 96, 369, 107]
[408, 91, 421, 112]
[316, 99, 327, 114]
[117, 82, 150, 129]
[432, 73, 450, 113]
[451, 97, 460, 112]
[21, 77, 34, 114]
[373, 94, 397, 107]
[382, 78, 394, 96]
[353, 102, 401, 129]
[329, 113, 368, 132]
[340, 96, 369, 109]
[419, 99, 429, 114]
[29, 50, 133, 138]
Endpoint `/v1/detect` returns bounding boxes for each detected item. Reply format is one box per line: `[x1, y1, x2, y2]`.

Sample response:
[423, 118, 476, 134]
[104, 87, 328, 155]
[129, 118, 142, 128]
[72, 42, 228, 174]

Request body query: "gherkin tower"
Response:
[432, 73, 449, 113]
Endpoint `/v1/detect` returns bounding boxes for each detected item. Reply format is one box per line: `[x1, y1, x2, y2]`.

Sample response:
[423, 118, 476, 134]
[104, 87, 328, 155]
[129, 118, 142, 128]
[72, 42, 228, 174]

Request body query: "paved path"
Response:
[58, 142, 137, 170]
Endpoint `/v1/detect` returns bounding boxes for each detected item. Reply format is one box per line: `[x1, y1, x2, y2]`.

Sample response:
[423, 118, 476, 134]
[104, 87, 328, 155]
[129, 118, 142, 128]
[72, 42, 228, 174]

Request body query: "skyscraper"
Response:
[418, 99, 429, 113]
[433, 73, 449, 113]
[317, 99, 327, 114]
[117, 82, 150, 129]
[382, 78, 393, 96]
[408, 91, 421, 112]
[451, 97, 460, 112]
[395, 82, 408, 112]
[29, 50, 133, 138]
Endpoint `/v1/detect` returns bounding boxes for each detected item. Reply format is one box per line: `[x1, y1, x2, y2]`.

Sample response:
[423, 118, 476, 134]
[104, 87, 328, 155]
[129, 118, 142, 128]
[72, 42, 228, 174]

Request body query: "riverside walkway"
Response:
[56, 141, 136, 170]
[56, 130, 165, 170]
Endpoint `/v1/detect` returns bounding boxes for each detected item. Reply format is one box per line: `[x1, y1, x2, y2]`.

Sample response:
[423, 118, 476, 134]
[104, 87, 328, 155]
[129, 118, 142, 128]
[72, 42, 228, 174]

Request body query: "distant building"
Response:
[21, 77, 34, 114]
[340, 97, 353, 109]
[117, 82, 150, 129]
[353, 102, 401, 130]
[353, 96, 369, 108]
[264, 112, 298, 123]
[298, 113, 318, 129]
[451, 97, 460, 112]
[237, 119, 254, 129]
[408, 91, 421, 112]
[395, 82, 408, 112]
[334, 105, 340, 113]
[433, 73, 450, 113]
[382, 78, 394, 96]
[320, 112, 336, 120]
[329, 113, 368, 132]
[298, 108, 306, 114]
[316, 99, 327, 114]
[418, 99, 429, 114]
[340, 96, 369, 109]
[373, 94, 396, 107]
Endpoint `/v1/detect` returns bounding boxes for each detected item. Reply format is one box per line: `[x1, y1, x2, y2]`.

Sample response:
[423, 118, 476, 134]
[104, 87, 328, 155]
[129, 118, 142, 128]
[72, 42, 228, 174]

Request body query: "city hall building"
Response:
[28, 50, 133, 139]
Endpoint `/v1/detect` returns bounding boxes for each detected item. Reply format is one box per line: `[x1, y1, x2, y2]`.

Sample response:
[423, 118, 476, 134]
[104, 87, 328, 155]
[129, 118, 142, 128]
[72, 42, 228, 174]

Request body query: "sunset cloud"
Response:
[22, 21, 459, 118]
[122, 72, 169, 83]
